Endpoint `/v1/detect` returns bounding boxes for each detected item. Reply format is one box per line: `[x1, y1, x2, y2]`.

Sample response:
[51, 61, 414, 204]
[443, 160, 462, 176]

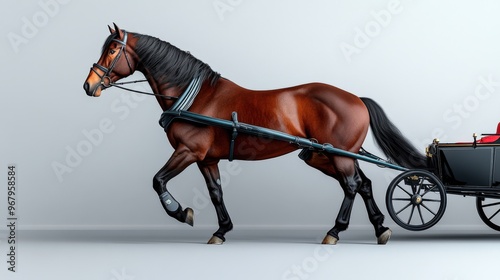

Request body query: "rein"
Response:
[109, 79, 179, 100]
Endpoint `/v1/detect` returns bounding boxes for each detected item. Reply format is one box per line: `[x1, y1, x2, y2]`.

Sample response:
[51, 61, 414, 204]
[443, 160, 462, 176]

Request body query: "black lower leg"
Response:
[327, 196, 354, 240]
[209, 190, 233, 241]
[327, 170, 361, 240]
[356, 166, 389, 237]
[199, 163, 233, 241]
[361, 196, 389, 237]
[212, 206, 233, 241]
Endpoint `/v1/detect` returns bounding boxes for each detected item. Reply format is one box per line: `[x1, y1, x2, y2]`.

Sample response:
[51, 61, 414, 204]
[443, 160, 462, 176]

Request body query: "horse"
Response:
[83, 24, 427, 245]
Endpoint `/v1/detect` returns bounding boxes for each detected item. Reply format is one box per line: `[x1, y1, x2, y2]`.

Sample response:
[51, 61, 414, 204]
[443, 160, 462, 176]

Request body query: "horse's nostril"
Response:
[83, 82, 90, 93]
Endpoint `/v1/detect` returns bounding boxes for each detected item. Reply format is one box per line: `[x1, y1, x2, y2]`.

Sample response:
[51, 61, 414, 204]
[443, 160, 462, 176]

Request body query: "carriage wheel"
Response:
[386, 170, 447, 231]
[476, 197, 500, 231]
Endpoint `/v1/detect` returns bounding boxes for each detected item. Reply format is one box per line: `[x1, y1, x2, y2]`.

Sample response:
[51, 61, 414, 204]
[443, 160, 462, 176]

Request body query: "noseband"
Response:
[91, 31, 134, 89]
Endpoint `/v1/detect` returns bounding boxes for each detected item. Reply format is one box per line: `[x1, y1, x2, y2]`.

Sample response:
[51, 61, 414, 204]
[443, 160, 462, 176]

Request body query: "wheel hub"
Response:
[412, 194, 423, 205]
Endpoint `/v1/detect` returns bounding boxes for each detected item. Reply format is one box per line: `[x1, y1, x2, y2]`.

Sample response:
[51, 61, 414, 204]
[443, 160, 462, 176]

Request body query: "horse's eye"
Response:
[110, 49, 116, 55]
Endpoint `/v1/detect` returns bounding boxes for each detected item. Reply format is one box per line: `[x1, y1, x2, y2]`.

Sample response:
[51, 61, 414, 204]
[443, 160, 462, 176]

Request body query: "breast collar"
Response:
[158, 76, 203, 129]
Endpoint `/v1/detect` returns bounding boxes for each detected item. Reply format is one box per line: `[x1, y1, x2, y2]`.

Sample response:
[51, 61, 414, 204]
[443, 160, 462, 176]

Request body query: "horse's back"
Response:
[218, 81, 369, 151]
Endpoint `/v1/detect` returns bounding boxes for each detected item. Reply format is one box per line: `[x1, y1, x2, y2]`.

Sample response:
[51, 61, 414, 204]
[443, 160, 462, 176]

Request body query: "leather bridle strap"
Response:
[91, 31, 133, 87]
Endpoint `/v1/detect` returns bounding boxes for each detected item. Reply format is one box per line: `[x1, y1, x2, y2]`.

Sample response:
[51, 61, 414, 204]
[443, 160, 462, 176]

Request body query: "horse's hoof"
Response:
[207, 236, 224, 245]
[377, 229, 392, 245]
[321, 235, 338, 245]
[185, 208, 194, 227]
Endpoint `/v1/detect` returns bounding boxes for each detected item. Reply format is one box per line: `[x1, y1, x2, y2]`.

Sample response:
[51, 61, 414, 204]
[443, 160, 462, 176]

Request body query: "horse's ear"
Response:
[108, 25, 115, 34]
[113, 22, 124, 39]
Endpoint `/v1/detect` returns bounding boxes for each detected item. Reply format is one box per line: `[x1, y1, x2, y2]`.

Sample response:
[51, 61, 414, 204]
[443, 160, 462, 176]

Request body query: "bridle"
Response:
[91, 30, 133, 89]
[90, 30, 178, 100]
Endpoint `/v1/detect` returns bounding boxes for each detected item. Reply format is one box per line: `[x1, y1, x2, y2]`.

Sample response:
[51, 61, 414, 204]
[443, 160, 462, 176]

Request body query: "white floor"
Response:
[1, 228, 500, 280]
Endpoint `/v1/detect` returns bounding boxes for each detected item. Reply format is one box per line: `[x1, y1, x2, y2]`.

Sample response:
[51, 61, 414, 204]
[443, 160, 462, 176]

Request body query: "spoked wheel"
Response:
[386, 170, 447, 231]
[476, 197, 500, 231]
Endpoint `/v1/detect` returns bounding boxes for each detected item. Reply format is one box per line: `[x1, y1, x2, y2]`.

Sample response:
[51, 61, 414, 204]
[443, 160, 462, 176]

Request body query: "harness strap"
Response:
[159, 77, 240, 161]
[229, 112, 239, 162]
[170, 76, 203, 111]
[158, 76, 203, 129]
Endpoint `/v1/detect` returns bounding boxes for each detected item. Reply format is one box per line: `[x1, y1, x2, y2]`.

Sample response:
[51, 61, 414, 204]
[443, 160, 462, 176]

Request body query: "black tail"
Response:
[360, 97, 427, 169]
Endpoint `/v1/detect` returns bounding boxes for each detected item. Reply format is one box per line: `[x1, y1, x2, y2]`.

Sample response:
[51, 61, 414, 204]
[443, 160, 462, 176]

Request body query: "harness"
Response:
[158, 76, 203, 128]
[158, 76, 241, 161]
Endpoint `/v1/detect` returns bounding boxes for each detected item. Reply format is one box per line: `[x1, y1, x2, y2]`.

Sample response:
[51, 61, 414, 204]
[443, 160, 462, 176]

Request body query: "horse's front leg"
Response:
[153, 144, 198, 226]
[198, 161, 233, 244]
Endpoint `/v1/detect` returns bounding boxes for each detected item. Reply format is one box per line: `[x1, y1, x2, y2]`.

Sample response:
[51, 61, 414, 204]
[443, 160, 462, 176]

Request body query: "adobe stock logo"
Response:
[213, 0, 243, 21]
[442, 75, 500, 130]
[339, 0, 403, 62]
[110, 267, 135, 280]
[7, 0, 71, 54]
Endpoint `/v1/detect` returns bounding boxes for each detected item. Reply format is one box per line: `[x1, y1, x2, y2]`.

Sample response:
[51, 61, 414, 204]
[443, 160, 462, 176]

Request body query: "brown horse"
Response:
[83, 24, 426, 245]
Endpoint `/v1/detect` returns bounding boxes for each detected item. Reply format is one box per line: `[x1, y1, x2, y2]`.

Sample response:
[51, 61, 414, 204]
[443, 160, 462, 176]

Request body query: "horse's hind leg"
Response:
[198, 161, 233, 244]
[356, 163, 392, 244]
[304, 153, 390, 244]
[303, 153, 357, 244]
[321, 158, 361, 245]
[322, 160, 391, 245]
[153, 145, 198, 226]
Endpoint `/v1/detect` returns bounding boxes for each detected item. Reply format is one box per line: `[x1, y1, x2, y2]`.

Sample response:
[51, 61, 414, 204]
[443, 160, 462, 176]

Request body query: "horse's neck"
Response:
[140, 72, 184, 111]
[140, 67, 228, 113]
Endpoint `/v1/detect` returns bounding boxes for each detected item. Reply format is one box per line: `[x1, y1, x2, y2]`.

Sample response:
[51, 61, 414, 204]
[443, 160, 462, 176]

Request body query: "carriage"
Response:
[83, 24, 499, 244]
[386, 128, 500, 232]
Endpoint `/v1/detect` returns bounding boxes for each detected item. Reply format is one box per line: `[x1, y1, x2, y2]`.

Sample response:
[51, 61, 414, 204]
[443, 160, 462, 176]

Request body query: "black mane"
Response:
[132, 33, 220, 89]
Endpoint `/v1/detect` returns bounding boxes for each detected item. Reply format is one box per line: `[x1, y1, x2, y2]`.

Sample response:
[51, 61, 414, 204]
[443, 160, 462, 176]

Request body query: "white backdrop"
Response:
[2, 0, 500, 232]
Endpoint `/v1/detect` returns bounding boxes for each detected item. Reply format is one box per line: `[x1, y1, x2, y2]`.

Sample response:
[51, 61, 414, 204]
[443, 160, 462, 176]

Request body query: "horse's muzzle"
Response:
[83, 82, 91, 96]
[83, 82, 101, 97]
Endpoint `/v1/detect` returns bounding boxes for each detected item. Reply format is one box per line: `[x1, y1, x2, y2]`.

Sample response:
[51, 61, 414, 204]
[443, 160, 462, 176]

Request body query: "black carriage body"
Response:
[423, 140, 500, 231]
[427, 141, 500, 196]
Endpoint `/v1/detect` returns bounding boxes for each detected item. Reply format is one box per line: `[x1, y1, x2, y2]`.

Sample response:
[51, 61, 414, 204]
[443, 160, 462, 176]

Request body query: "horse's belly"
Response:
[231, 136, 298, 161]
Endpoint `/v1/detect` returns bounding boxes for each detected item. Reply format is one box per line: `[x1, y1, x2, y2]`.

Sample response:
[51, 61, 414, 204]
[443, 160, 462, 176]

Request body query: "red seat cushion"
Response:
[477, 136, 500, 143]
[477, 122, 500, 143]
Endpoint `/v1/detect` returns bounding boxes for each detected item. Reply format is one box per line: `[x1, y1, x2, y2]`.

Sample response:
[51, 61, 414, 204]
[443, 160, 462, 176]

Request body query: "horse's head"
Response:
[83, 23, 137, 97]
